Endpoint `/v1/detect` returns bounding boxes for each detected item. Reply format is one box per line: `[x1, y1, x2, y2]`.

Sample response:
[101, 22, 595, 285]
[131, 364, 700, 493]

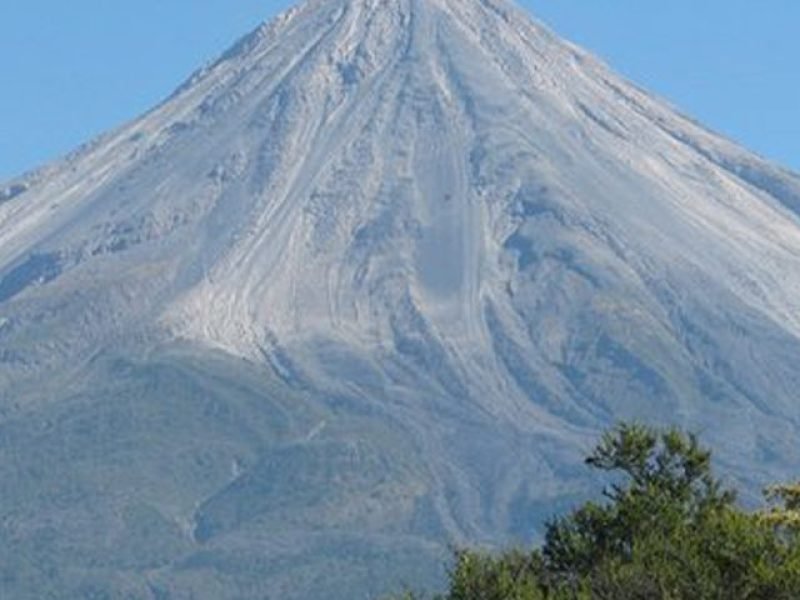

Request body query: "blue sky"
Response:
[1, 1, 798, 180]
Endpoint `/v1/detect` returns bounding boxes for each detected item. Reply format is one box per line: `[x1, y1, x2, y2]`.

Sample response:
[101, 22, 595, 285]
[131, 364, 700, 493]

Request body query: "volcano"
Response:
[3, 0, 800, 598]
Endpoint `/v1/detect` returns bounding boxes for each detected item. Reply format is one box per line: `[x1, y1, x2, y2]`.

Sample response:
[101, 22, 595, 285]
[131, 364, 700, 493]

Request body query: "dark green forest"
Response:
[387, 423, 800, 599]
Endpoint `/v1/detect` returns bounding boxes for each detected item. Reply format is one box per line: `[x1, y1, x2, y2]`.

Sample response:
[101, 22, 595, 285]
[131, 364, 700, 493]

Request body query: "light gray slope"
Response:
[2, 0, 800, 597]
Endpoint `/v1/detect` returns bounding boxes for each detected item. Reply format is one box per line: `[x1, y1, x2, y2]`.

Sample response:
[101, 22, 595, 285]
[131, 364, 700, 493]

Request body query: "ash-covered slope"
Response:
[3, 0, 800, 597]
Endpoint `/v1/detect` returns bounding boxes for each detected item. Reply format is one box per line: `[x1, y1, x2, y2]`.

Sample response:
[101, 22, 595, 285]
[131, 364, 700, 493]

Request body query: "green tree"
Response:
[543, 423, 736, 588]
[385, 422, 800, 600]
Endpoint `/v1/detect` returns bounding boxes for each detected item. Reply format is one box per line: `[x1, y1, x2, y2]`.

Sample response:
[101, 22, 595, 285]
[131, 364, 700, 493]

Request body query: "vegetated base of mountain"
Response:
[3, 0, 800, 597]
[1, 342, 591, 599]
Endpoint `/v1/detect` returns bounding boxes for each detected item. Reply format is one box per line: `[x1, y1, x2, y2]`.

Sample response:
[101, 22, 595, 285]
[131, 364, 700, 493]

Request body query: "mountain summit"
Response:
[3, 0, 800, 598]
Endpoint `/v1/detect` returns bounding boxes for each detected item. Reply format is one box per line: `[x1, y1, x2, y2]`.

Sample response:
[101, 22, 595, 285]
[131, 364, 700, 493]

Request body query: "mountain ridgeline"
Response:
[2, 0, 800, 598]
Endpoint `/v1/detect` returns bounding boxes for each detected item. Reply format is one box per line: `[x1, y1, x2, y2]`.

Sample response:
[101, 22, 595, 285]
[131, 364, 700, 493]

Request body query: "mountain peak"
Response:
[206, 0, 560, 73]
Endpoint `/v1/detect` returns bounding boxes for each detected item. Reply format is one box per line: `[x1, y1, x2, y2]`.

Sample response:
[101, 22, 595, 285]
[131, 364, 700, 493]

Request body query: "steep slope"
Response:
[3, 0, 800, 597]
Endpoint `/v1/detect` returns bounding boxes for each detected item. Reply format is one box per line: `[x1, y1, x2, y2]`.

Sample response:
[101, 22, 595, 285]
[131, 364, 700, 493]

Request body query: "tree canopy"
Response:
[388, 422, 800, 599]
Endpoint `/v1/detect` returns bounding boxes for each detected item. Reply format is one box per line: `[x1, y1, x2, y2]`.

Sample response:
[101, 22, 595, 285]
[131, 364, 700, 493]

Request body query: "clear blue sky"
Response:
[1, 1, 798, 180]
